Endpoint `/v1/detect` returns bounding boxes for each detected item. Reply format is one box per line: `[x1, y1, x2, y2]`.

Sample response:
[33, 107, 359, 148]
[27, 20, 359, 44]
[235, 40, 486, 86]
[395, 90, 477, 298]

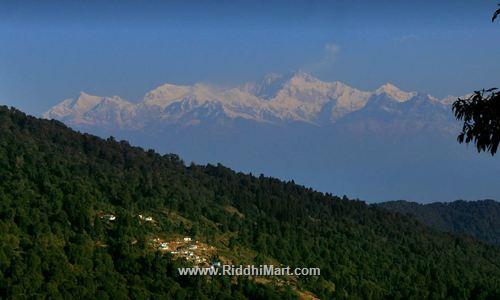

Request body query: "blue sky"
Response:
[1, 0, 499, 115]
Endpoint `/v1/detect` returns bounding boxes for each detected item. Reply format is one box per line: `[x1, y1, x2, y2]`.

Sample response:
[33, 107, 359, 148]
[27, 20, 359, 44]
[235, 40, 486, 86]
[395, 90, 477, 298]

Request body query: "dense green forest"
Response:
[377, 200, 500, 245]
[1, 106, 500, 299]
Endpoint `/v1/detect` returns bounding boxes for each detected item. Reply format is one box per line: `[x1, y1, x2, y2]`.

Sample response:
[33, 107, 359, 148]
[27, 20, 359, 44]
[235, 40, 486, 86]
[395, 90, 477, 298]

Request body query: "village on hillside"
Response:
[150, 236, 218, 266]
[98, 211, 219, 266]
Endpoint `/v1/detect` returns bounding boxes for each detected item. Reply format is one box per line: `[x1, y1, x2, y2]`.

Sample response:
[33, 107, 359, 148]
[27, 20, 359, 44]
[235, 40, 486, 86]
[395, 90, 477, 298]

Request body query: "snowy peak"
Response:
[441, 95, 457, 106]
[281, 71, 330, 93]
[143, 83, 232, 110]
[375, 83, 415, 102]
[44, 72, 450, 128]
[286, 70, 322, 85]
[43, 92, 132, 127]
[240, 73, 283, 99]
[73, 92, 103, 111]
[143, 83, 191, 108]
[243, 71, 323, 100]
[69, 92, 131, 111]
[260, 73, 371, 122]
[43, 98, 76, 120]
[43, 92, 104, 120]
[440, 93, 472, 106]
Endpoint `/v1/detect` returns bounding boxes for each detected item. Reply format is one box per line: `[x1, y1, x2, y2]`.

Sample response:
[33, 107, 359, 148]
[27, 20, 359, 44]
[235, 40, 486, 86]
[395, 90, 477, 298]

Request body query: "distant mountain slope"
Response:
[1, 106, 500, 299]
[377, 200, 500, 245]
[42, 71, 500, 203]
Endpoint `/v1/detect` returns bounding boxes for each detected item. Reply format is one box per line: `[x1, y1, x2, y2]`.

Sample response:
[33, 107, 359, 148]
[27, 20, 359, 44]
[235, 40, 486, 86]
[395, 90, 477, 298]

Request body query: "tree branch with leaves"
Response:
[453, 4, 500, 155]
[453, 89, 500, 155]
[493, 3, 500, 22]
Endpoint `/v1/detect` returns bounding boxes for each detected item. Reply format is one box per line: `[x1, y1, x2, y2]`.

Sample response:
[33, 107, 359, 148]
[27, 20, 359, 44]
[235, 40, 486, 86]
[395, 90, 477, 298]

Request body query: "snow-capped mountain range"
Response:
[44, 71, 456, 130]
[42, 71, 500, 203]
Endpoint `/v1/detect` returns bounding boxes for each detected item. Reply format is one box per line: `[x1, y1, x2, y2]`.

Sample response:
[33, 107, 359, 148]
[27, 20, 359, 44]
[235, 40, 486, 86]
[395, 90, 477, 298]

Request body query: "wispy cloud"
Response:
[394, 34, 418, 44]
[303, 43, 340, 72]
[317, 43, 340, 68]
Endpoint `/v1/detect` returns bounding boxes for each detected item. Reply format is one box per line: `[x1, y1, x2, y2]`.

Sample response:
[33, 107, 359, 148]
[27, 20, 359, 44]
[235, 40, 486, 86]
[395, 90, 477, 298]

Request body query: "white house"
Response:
[212, 261, 221, 268]
[100, 214, 116, 221]
[158, 243, 169, 250]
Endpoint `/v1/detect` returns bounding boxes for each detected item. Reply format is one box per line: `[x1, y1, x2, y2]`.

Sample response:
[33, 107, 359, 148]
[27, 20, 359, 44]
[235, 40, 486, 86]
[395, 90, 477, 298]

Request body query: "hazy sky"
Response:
[1, 0, 499, 115]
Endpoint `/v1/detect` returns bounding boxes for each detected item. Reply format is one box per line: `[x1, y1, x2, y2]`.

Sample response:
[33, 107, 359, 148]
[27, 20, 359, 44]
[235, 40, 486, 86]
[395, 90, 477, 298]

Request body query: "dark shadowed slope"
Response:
[1, 106, 500, 299]
[377, 200, 500, 245]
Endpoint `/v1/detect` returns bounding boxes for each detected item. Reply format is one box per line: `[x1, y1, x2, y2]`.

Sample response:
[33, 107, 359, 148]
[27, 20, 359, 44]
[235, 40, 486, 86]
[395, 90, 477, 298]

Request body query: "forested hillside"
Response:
[377, 200, 500, 245]
[1, 106, 500, 299]
[43, 73, 500, 203]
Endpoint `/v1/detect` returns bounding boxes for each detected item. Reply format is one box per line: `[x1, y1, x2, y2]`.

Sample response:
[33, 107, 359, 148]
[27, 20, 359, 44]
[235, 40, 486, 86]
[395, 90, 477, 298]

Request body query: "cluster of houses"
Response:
[138, 214, 155, 222]
[98, 212, 155, 223]
[150, 237, 215, 265]
[97, 211, 155, 222]
[96, 211, 222, 267]
[98, 212, 116, 221]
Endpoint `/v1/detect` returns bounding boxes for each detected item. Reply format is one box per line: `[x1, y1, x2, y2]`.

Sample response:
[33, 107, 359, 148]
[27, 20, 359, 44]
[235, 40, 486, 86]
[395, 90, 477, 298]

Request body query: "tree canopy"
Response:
[377, 200, 500, 245]
[1, 105, 500, 299]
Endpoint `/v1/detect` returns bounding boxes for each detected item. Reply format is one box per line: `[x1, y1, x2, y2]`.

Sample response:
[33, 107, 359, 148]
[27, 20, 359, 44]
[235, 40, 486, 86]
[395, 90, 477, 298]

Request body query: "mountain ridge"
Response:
[376, 199, 500, 245]
[41, 71, 500, 203]
[44, 72, 455, 128]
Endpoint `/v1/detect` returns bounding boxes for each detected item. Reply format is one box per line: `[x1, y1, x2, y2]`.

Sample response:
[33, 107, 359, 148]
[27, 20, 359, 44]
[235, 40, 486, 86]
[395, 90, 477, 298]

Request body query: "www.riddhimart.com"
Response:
[178, 265, 321, 276]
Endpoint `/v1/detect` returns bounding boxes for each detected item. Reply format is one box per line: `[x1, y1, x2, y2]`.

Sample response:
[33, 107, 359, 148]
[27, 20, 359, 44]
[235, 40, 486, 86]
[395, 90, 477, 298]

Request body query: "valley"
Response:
[1, 106, 499, 299]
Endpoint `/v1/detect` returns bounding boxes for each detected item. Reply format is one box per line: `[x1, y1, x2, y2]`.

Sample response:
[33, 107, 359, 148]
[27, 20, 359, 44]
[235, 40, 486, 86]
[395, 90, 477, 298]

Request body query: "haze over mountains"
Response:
[45, 71, 439, 127]
[44, 72, 500, 202]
